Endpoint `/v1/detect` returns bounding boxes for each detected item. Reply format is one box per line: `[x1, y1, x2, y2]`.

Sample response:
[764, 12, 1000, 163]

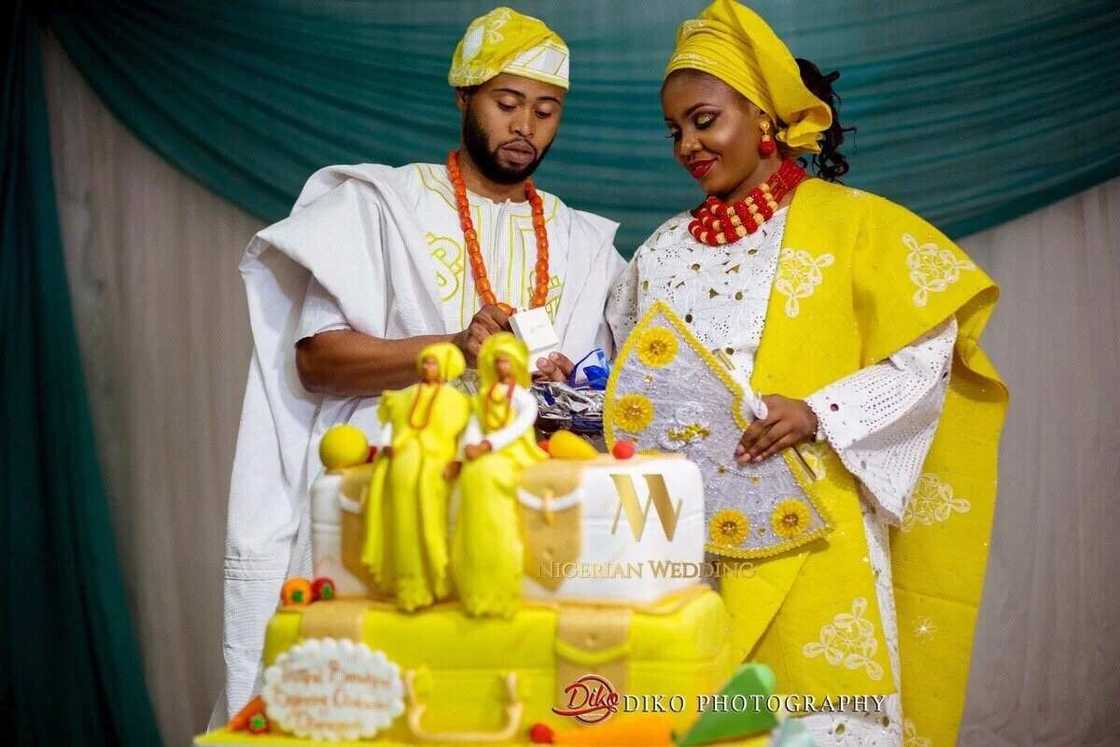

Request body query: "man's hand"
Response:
[533, 352, 575, 383]
[453, 304, 512, 367]
[735, 394, 818, 464]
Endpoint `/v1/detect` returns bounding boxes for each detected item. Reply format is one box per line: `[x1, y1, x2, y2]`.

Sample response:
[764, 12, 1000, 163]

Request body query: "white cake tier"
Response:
[515, 454, 706, 604]
[310, 453, 708, 606]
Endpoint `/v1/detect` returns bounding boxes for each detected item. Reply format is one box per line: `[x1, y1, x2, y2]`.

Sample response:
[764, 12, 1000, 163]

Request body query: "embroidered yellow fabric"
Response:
[448, 7, 570, 90]
[734, 178, 1007, 745]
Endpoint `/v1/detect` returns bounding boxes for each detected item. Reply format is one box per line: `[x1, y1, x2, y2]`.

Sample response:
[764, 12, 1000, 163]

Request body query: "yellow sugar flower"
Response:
[710, 508, 750, 547]
[637, 326, 678, 368]
[771, 498, 811, 539]
[614, 393, 654, 433]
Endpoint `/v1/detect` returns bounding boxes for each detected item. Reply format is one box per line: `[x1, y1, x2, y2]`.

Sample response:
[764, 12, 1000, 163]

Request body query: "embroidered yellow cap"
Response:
[666, 0, 831, 154]
[448, 7, 570, 90]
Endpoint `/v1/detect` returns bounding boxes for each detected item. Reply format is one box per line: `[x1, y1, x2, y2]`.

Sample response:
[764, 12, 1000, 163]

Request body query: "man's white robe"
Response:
[218, 162, 624, 719]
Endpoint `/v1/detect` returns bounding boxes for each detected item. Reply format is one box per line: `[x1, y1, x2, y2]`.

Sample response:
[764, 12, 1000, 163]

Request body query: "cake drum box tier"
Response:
[196, 449, 760, 745]
[198, 335, 792, 746]
[196, 456, 745, 744]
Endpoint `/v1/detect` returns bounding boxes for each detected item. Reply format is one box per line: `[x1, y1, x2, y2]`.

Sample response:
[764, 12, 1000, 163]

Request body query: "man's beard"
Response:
[462, 108, 551, 185]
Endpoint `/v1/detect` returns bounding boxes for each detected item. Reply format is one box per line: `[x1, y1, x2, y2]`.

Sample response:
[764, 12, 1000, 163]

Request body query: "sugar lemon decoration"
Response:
[547, 430, 600, 460]
[319, 424, 369, 470]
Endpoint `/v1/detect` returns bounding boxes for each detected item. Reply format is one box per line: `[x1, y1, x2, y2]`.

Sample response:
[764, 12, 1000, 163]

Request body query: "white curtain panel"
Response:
[42, 34, 1119, 747]
[957, 172, 1120, 747]
[42, 34, 260, 746]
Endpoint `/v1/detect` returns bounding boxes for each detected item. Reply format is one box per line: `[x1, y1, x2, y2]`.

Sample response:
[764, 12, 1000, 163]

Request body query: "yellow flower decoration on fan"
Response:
[771, 498, 811, 539]
[614, 393, 654, 433]
[636, 325, 679, 368]
[710, 508, 750, 547]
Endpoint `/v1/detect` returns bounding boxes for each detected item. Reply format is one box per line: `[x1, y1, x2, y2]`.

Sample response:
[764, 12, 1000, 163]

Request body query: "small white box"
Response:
[509, 306, 560, 367]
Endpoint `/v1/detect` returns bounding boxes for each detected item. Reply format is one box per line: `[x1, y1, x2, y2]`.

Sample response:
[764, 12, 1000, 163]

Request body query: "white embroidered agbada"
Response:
[218, 161, 623, 720]
[606, 208, 954, 745]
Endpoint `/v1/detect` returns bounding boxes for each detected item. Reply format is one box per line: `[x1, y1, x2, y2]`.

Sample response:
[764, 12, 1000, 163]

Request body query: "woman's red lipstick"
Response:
[689, 159, 716, 179]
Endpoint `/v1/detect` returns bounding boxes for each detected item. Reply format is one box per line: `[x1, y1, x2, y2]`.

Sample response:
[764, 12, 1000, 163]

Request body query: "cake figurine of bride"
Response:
[452, 333, 549, 617]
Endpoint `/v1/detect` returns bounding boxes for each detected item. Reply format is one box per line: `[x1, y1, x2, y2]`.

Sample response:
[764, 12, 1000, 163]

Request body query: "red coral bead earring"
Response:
[758, 120, 777, 157]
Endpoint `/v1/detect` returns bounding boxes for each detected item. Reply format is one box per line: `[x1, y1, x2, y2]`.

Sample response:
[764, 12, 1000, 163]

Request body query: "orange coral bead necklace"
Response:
[447, 150, 551, 311]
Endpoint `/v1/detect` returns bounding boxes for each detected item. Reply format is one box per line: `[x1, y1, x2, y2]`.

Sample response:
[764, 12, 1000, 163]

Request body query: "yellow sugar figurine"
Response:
[452, 333, 547, 616]
[361, 342, 470, 611]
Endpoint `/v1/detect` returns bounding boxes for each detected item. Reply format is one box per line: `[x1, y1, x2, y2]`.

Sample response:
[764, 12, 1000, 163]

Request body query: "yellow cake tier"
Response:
[225, 585, 735, 744]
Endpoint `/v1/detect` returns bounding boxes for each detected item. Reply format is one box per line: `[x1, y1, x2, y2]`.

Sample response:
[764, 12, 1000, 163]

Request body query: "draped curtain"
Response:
[10, 0, 1120, 745]
[2, 7, 159, 746]
[47, 0, 1120, 251]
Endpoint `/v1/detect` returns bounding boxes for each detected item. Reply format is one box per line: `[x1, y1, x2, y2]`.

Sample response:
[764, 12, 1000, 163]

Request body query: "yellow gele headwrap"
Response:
[477, 332, 531, 390]
[448, 7, 570, 90]
[666, 0, 831, 154]
[417, 342, 466, 382]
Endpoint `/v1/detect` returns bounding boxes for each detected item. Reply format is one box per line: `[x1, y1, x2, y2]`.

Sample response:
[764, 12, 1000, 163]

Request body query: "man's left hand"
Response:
[533, 352, 575, 383]
[735, 394, 819, 464]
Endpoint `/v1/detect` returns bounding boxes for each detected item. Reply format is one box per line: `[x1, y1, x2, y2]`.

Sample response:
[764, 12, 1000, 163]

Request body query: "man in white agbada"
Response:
[217, 7, 625, 721]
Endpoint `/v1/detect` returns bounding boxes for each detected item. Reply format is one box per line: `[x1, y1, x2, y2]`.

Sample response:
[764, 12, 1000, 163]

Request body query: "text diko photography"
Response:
[553, 673, 889, 724]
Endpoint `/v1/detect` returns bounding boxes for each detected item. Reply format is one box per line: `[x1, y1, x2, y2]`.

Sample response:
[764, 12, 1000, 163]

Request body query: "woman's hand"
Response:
[735, 395, 818, 464]
[533, 352, 575, 383]
[442, 460, 462, 481]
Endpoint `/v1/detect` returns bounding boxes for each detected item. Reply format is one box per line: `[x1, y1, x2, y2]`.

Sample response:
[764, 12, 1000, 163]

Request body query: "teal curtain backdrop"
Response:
[2, 4, 161, 745]
[47, 0, 1120, 252]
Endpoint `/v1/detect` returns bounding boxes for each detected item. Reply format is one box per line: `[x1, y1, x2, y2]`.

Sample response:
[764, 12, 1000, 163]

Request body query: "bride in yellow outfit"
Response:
[452, 333, 547, 617]
[605, 2, 1007, 744]
[362, 342, 471, 611]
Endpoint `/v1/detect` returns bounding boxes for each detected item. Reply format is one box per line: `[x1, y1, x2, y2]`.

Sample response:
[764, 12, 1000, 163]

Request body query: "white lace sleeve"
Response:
[481, 387, 538, 452]
[605, 251, 642, 351]
[805, 317, 958, 525]
[297, 276, 350, 341]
